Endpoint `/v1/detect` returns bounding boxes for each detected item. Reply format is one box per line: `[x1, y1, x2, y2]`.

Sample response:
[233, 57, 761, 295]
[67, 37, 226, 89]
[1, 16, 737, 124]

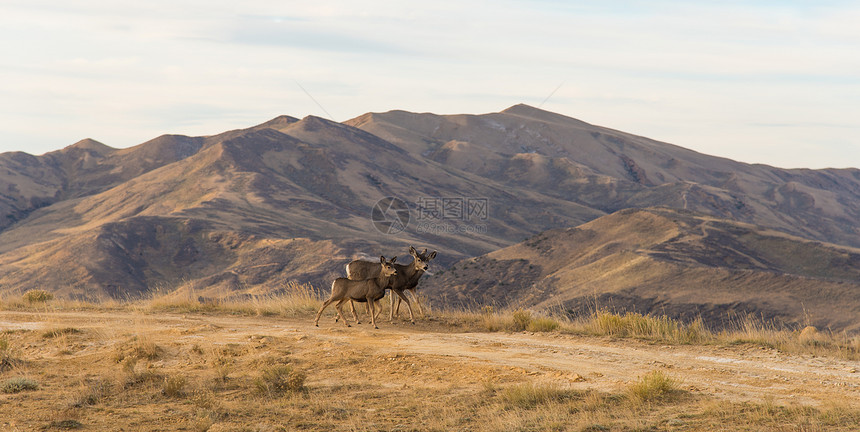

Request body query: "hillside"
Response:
[0, 104, 858, 329]
[348, 104, 860, 249]
[0, 112, 604, 299]
[422, 207, 860, 331]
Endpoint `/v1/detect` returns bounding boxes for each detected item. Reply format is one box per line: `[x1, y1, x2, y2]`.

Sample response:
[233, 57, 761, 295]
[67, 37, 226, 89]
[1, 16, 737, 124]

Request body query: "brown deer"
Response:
[314, 256, 396, 329]
[346, 246, 436, 324]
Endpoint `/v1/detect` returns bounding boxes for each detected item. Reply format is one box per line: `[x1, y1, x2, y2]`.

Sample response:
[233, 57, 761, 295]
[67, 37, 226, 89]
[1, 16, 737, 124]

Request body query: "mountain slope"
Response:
[347, 104, 860, 249]
[0, 103, 858, 329]
[421, 207, 860, 331]
[0, 113, 607, 299]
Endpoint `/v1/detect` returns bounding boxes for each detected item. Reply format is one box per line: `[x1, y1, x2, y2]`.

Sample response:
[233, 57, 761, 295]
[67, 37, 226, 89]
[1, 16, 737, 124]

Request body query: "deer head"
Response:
[380, 255, 397, 277]
[409, 246, 437, 272]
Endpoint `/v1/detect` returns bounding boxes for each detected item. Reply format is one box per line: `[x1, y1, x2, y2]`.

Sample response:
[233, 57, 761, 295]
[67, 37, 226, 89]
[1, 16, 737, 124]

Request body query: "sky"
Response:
[1, 1, 859, 169]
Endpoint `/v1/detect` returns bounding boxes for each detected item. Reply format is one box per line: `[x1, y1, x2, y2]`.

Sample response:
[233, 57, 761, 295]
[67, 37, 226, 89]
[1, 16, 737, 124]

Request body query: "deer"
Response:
[314, 256, 396, 329]
[346, 246, 436, 324]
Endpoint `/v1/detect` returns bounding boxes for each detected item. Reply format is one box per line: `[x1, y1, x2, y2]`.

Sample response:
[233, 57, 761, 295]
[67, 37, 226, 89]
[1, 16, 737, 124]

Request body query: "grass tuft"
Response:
[162, 374, 187, 398]
[69, 378, 113, 407]
[500, 382, 578, 409]
[254, 365, 306, 396]
[628, 370, 679, 403]
[113, 336, 160, 363]
[527, 316, 560, 332]
[511, 309, 533, 331]
[0, 337, 20, 371]
[23, 289, 53, 304]
[2, 376, 39, 393]
[42, 327, 83, 339]
[586, 311, 709, 344]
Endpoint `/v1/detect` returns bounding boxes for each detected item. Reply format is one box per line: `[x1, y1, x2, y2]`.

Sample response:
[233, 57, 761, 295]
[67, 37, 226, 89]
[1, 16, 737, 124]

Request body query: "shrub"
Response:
[512, 309, 533, 332]
[162, 374, 187, 397]
[113, 336, 160, 363]
[628, 371, 678, 403]
[254, 365, 306, 395]
[480, 312, 513, 332]
[23, 290, 53, 304]
[0, 337, 19, 371]
[2, 377, 39, 393]
[527, 316, 560, 332]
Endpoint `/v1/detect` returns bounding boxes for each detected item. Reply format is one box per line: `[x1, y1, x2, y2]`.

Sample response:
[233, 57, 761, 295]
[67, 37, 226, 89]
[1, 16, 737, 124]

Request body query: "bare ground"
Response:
[1, 310, 859, 430]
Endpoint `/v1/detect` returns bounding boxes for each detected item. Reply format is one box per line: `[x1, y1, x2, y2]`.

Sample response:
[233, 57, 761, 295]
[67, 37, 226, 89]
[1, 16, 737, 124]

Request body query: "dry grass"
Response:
[498, 382, 580, 409]
[454, 305, 564, 333]
[436, 305, 860, 361]
[162, 374, 187, 398]
[42, 327, 83, 339]
[4, 284, 859, 361]
[1, 376, 39, 393]
[0, 336, 20, 371]
[627, 370, 680, 403]
[1, 298, 860, 431]
[142, 281, 320, 317]
[22, 289, 53, 304]
[113, 335, 161, 363]
[254, 365, 306, 396]
[575, 310, 711, 345]
[706, 316, 860, 361]
[699, 399, 860, 431]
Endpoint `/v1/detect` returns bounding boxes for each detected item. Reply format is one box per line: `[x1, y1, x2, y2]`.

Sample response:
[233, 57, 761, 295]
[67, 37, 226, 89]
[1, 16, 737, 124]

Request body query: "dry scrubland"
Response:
[1, 286, 860, 431]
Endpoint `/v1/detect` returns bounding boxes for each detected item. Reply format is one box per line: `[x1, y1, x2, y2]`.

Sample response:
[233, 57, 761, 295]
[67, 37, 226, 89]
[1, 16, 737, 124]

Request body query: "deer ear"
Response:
[391, 256, 397, 263]
[409, 246, 417, 255]
[428, 251, 437, 260]
[379, 256, 385, 263]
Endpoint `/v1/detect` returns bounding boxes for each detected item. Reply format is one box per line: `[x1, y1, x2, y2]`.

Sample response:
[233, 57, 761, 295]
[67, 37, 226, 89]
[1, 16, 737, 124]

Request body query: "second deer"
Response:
[346, 246, 436, 324]
[314, 256, 397, 329]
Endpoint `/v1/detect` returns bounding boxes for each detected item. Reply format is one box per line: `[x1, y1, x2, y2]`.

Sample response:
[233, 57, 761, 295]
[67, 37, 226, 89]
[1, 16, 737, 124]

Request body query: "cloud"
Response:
[228, 15, 410, 55]
[0, 0, 858, 168]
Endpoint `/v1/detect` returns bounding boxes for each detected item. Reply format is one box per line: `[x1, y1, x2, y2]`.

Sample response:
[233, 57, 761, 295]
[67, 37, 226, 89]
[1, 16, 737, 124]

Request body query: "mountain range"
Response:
[1, 105, 858, 329]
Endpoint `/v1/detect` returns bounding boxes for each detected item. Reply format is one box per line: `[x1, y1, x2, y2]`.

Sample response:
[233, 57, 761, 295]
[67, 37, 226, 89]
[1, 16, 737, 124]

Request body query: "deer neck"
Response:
[403, 260, 424, 280]
[375, 272, 393, 290]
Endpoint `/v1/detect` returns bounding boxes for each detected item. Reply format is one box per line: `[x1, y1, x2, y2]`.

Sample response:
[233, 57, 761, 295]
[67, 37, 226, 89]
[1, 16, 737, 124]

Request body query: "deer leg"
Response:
[335, 300, 359, 324]
[314, 298, 335, 327]
[351, 300, 361, 324]
[394, 294, 402, 317]
[374, 298, 384, 321]
[389, 292, 398, 321]
[393, 290, 415, 324]
[367, 295, 379, 329]
[365, 301, 373, 323]
[408, 289, 424, 315]
[334, 299, 351, 327]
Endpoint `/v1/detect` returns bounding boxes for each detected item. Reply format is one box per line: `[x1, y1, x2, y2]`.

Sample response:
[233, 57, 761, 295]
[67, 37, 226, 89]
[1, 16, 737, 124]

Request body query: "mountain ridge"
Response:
[0, 104, 858, 331]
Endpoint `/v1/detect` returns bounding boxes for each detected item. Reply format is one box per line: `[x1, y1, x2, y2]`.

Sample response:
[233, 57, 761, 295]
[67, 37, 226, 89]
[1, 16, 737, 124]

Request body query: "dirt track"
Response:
[3, 309, 859, 409]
